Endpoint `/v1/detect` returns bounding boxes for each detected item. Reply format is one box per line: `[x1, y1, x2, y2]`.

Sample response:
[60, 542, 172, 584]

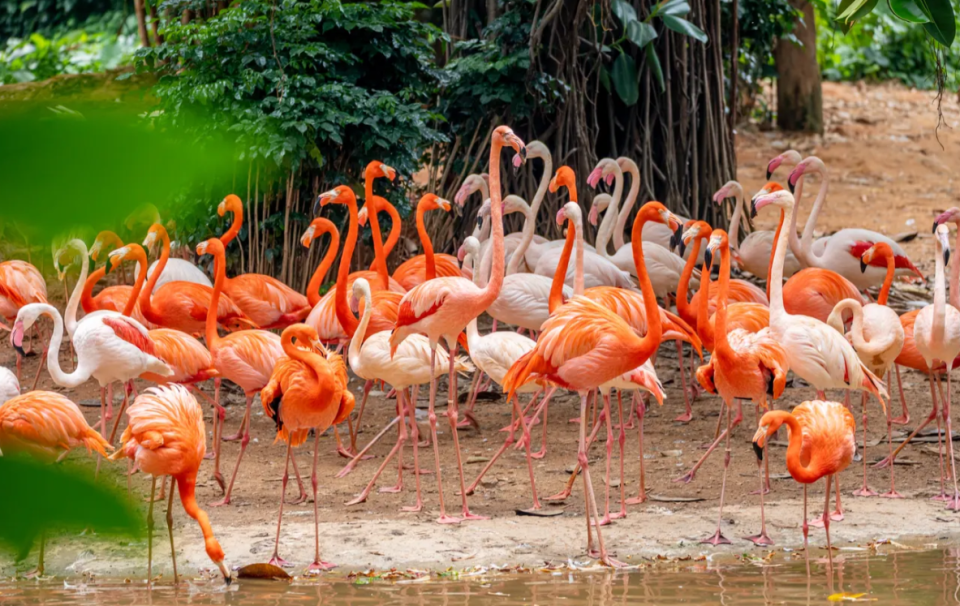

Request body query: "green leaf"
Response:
[658, 0, 691, 17]
[611, 52, 639, 106]
[626, 21, 658, 48]
[887, 0, 929, 22]
[611, 0, 638, 25]
[662, 15, 708, 43]
[836, 0, 870, 21]
[646, 44, 665, 92]
[599, 65, 611, 93]
[916, 0, 956, 45]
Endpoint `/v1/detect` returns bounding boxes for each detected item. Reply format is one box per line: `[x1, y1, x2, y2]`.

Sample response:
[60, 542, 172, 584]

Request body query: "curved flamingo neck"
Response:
[507, 199, 536, 275]
[81, 266, 106, 313]
[64, 240, 90, 339]
[37, 304, 88, 388]
[306, 228, 340, 308]
[349, 285, 373, 365]
[766, 210, 786, 301]
[206, 248, 225, 349]
[122, 246, 149, 317]
[220, 204, 243, 247]
[630, 210, 663, 355]
[528, 148, 552, 226]
[697, 250, 714, 347]
[727, 187, 744, 248]
[769, 202, 793, 323]
[714, 239, 733, 357]
[281, 330, 325, 377]
[175, 474, 225, 568]
[376, 201, 402, 265]
[138, 229, 171, 326]
[548, 220, 575, 314]
[934, 239, 947, 339]
[416, 199, 437, 280]
[615, 159, 640, 250]
[787, 173, 806, 264]
[798, 169, 828, 267]
[480, 140, 506, 308]
[595, 163, 624, 256]
[766, 411, 823, 484]
[676, 236, 705, 327]
[334, 196, 360, 337]
[365, 196, 391, 290]
[878, 248, 895, 306]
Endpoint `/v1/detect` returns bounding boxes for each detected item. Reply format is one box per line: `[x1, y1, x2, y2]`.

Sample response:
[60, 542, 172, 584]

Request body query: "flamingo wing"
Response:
[102, 316, 156, 356]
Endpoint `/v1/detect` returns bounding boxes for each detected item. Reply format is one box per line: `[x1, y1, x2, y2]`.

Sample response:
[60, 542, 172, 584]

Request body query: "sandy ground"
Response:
[3, 81, 960, 580]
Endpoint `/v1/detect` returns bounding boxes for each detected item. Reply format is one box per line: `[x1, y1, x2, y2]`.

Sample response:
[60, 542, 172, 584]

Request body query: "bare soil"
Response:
[3, 81, 960, 580]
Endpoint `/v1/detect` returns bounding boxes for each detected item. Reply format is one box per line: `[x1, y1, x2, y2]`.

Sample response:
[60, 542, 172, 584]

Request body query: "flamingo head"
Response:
[787, 156, 825, 194]
[365, 161, 397, 182]
[678, 220, 711, 258]
[639, 201, 682, 235]
[314, 185, 355, 214]
[10, 305, 44, 357]
[284, 323, 324, 353]
[556, 201, 582, 231]
[420, 193, 452, 214]
[626, 366, 665, 405]
[458, 236, 480, 265]
[750, 182, 784, 217]
[218, 194, 243, 218]
[196, 237, 225, 259]
[492, 126, 526, 170]
[142, 223, 165, 254]
[751, 410, 785, 461]
[124, 202, 161, 231]
[765, 149, 802, 179]
[936, 223, 952, 268]
[616, 156, 637, 176]
[53, 246, 73, 281]
[934, 207, 960, 233]
[589, 194, 612, 227]
[106, 245, 130, 275]
[712, 180, 743, 204]
[587, 158, 617, 189]
[751, 189, 794, 218]
[357, 205, 370, 227]
[301, 217, 331, 248]
[703, 229, 728, 270]
[455, 174, 488, 207]
[90, 230, 123, 262]
[549, 166, 578, 201]
[859, 242, 894, 274]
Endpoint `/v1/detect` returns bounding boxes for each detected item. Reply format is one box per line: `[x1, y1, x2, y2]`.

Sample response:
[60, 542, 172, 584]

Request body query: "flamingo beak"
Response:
[11, 320, 26, 358]
[314, 190, 337, 214]
[753, 440, 764, 461]
[438, 199, 452, 212]
[934, 220, 940, 234]
[860, 256, 868, 274]
[588, 204, 599, 227]
[946, 248, 952, 269]
[703, 247, 713, 270]
[217, 201, 226, 217]
[217, 561, 231, 585]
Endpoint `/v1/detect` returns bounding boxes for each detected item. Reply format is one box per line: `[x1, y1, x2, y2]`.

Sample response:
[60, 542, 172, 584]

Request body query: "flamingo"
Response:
[0, 366, 18, 403]
[0, 390, 111, 577]
[502, 197, 680, 567]
[388, 125, 526, 524]
[753, 400, 856, 570]
[607, 156, 692, 251]
[911, 225, 960, 509]
[260, 324, 353, 571]
[783, 156, 922, 290]
[827, 242, 905, 499]
[89, 230, 131, 285]
[713, 180, 801, 279]
[124, 203, 213, 289]
[0, 258, 48, 382]
[216, 195, 312, 329]
[196, 237, 285, 506]
[753, 188, 886, 522]
[111, 385, 231, 584]
[139, 224, 255, 335]
[694, 229, 788, 546]
[342, 277, 473, 511]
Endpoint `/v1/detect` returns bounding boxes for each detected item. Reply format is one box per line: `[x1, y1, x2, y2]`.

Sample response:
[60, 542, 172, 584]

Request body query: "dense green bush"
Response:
[0, 28, 136, 85]
[0, 0, 124, 39]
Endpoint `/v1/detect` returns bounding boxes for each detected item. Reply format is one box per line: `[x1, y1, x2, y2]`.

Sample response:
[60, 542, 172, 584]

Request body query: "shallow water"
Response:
[5, 547, 960, 605]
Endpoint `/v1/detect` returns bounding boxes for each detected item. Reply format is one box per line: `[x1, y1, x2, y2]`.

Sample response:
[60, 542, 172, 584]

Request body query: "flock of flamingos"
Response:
[1, 125, 958, 583]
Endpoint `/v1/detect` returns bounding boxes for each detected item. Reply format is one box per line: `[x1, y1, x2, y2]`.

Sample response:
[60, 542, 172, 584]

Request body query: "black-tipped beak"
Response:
[703, 248, 713, 269]
[678, 240, 687, 258]
[670, 226, 682, 250]
[11, 323, 25, 358]
[753, 441, 764, 461]
[313, 196, 322, 215]
[945, 249, 951, 268]
[765, 169, 773, 180]
[860, 258, 868, 274]
[750, 200, 758, 219]
[476, 215, 483, 230]
[934, 220, 940, 234]
[788, 180, 796, 194]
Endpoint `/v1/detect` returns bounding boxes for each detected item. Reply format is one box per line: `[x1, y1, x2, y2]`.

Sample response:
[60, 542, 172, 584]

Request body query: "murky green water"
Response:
[4, 547, 960, 604]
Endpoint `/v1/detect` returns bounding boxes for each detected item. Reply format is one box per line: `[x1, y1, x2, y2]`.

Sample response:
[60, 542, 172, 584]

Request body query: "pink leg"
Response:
[744, 439, 774, 545]
[457, 372, 482, 429]
[210, 393, 254, 507]
[625, 393, 648, 505]
[344, 399, 409, 506]
[598, 392, 616, 525]
[577, 392, 625, 567]
[545, 402, 607, 502]
[445, 342, 487, 521]
[309, 430, 336, 571]
[190, 384, 218, 461]
[609, 391, 628, 519]
[891, 365, 910, 425]
[700, 401, 733, 545]
[211, 378, 225, 493]
[852, 391, 877, 497]
[676, 400, 742, 484]
[823, 475, 835, 569]
[875, 372, 940, 470]
[348, 380, 374, 453]
[379, 398, 407, 494]
[943, 371, 960, 511]
[674, 340, 693, 423]
[269, 441, 295, 568]
[802, 484, 811, 575]
[401, 389, 424, 513]
[880, 375, 903, 499]
[933, 374, 950, 501]
[529, 387, 556, 459]
[288, 450, 308, 505]
[467, 391, 535, 495]
[335, 416, 401, 478]
[427, 346, 458, 524]
[107, 381, 133, 445]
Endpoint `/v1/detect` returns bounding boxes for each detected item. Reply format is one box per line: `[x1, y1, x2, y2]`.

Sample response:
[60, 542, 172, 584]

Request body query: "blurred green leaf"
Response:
[658, 0, 691, 17]
[887, 0, 929, 22]
[837, 0, 871, 21]
[611, 0, 638, 24]
[626, 20, 658, 48]
[646, 43, 665, 92]
[916, 0, 956, 45]
[611, 52, 639, 106]
[662, 15, 708, 42]
[0, 456, 142, 560]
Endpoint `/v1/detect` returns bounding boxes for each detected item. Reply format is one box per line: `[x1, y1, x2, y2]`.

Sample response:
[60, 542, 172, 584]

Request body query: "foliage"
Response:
[0, 456, 141, 561]
[0, 28, 137, 85]
[720, 0, 798, 100]
[818, 1, 960, 90]
[832, 0, 957, 46]
[0, 0, 123, 39]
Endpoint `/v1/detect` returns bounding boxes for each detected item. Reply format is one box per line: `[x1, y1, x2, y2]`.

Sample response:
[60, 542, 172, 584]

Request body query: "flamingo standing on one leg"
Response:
[387, 125, 527, 524]
[111, 385, 231, 584]
[826, 242, 904, 499]
[260, 324, 353, 571]
[196, 237, 285, 506]
[753, 400, 856, 571]
[694, 229, 788, 546]
[502, 198, 680, 567]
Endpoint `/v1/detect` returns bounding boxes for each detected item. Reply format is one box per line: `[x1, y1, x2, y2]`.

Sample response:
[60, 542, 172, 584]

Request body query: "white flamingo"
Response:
[0, 366, 19, 404]
[124, 203, 212, 290]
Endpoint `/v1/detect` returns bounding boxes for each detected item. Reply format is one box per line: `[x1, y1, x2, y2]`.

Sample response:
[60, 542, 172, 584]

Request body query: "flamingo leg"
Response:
[467, 392, 528, 495]
[310, 430, 336, 571]
[802, 484, 811, 575]
[823, 475, 835, 570]
[165, 476, 179, 584]
[211, 393, 253, 507]
[380, 398, 406, 494]
[577, 391, 624, 567]
[349, 380, 373, 453]
[146, 476, 157, 585]
[546, 402, 607, 502]
[108, 382, 133, 446]
[852, 391, 877, 497]
[401, 389, 424, 513]
[610, 390, 628, 519]
[933, 374, 949, 501]
[700, 401, 733, 545]
[674, 340, 693, 423]
[744, 440, 774, 545]
[269, 441, 295, 567]
[445, 342, 486, 521]
[212, 378, 225, 494]
[427, 345, 458, 524]
[880, 376, 903, 498]
[528, 386, 556, 459]
[625, 393, 648, 505]
[288, 450, 308, 505]
[598, 392, 616, 525]
[891, 364, 910, 425]
[24, 531, 45, 579]
[344, 400, 409, 506]
[458, 372, 482, 429]
[676, 401, 742, 484]
[511, 392, 541, 511]
[874, 372, 940, 470]
[335, 416, 401, 478]
[944, 371, 960, 511]
[95, 386, 108, 479]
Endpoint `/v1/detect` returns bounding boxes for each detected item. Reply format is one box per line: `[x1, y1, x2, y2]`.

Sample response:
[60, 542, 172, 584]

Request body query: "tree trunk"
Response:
[133, 0, 151, 47]
[774, 0, 822, 133]
[487, 0, 498, 25]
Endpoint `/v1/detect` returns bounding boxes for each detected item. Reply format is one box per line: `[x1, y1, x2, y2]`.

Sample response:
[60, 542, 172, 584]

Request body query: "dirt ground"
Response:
[3, 81, 960, 580]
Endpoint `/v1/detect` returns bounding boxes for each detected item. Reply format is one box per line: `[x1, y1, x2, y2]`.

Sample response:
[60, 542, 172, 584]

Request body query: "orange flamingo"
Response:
[502, 198, 680, 567]
[89, 230, 129, 284]
[216, 195, 311, 329]
[261, 324, 354, 571]
[388, 126, 526, 524]
[112, 385, 231, 584]
[196, 237, 285, 506]
[139, 223, 254, 335]
[827, 242, 904, 499]
[0, 259, 48, 383]
[76, 237, 157, 330]
[753, 400, 856, 570]
[0, 390, 111, 577]
[694, 229, 788, 546]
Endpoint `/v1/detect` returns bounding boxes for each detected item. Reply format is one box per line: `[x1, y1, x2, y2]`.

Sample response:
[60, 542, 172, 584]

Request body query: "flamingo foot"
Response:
[287, 491, 308, 505]
[609, 510, 627, 520]
[931, 492, 951, 502]
[568, 418, 580, 424]
[460, 511, 489, 522]
[674, 412, 693, 423]
[588, 550, 629, 568]
[891, 415, 910, 426]
[213, 472, 226, 494]
[308, 560, 337, 572]
[543, 490, 571, 503]
[597, 515, 612, 527]
[221, 432, 242, 442]
[344, 494, 367, 506]
[23, 568, 43, 579]
[436, 515, 461, 525]
[699, 530, 731, 546]
[624, 495, 646, 505]
[336, 445, 361, 459]
[203, 452, 215, 460]
[880, 489, 904, 499]
[749, 485, 771, 496]
[269, 555, 293, 568]
[743, 532, 775, 546]
[673, 470, 696, 484]
[401, 502, 423, 513]
[378, 484, 402, 494]
[852, 486, 877, 497]
[945, 497, 960, 511]
[872, 456, 893, 469]
[830, 510, 844, 522]
[209, 496, 231, 507]
[530, 448, 546, 460]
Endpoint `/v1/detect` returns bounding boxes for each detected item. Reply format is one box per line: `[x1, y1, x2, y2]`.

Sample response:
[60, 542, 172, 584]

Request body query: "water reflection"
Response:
[4, 546, 960, 605]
